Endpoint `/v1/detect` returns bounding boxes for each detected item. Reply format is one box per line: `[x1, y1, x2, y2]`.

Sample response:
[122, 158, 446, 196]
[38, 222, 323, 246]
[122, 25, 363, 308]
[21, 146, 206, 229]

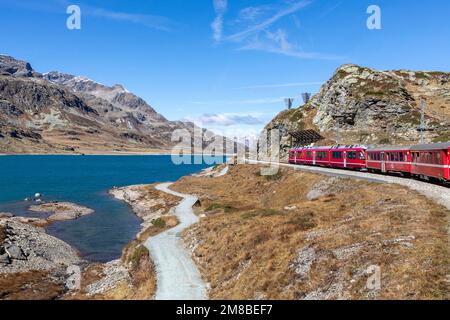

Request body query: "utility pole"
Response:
[284, 98, 294, 110]
[302, 92, 311, 105]
[420, 98, 425, 144]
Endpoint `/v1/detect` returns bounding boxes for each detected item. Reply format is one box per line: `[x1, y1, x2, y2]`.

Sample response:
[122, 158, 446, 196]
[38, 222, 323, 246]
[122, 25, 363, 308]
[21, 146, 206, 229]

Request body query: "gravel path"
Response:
[144, 183, 207, 300]
[248, 160, 450, 210]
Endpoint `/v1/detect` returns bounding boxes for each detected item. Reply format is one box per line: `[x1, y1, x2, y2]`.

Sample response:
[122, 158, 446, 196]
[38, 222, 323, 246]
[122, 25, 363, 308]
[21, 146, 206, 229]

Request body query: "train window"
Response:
[437, 153, 442, 165]
[394, 153, 399, 161]
[332, 151, 342, 159]
[306, 151, 311, 158]
[358, 151, 366, 160]
[390, 153, 394, 161]
[348, 151, 356, 160]
[399, 152, 404, 162]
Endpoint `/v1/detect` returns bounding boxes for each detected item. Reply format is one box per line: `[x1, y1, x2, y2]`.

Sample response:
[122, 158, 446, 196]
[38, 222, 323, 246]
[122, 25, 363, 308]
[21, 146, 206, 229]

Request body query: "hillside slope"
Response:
[0, 55, 198, 154]
[265, 64, 450, 158]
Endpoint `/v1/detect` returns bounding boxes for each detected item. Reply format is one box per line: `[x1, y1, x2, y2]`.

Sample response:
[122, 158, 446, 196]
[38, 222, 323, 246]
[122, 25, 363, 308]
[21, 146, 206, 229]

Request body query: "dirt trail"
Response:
[144, 183, 207, 300]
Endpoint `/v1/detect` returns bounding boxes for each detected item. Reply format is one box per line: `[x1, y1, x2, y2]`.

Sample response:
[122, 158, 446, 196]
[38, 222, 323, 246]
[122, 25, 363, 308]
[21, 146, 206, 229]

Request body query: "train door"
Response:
[343, 151, 347, 168]
[313, 151, 316, 165]
[381, 152, 386, 173]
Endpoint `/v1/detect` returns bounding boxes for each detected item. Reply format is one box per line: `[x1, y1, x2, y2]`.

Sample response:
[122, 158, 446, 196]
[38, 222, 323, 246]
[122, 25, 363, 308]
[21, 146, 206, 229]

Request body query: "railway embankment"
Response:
[170, 164, 450, 300]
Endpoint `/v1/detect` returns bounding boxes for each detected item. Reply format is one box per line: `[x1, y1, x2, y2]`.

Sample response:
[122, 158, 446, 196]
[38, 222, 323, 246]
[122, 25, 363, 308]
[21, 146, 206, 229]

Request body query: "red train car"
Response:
[288, 142, 449, 185]
[289, 145, 367, 170]
[366, 146, 412, 175]
[410, 143, 450, 182]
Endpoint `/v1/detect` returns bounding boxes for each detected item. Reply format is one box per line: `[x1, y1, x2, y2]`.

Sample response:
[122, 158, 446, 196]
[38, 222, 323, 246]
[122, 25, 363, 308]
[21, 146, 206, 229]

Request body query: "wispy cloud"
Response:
[210, 0, 343, 61]
[83, 6, 175, 31]
[211, 0, 228, 41]
[189, 97, 285, 105]
[319, 1, 343, 19]
[226, 0, 312, 41]
[3, 0, 175, 31]
[236, 81, 323, 90]
[240, 28, 345, 60]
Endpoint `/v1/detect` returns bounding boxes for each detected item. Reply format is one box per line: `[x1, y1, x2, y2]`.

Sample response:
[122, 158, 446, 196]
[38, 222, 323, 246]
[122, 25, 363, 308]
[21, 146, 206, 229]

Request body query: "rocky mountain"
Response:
[264, 64, 450, 158]
[0, 55, 204, 154]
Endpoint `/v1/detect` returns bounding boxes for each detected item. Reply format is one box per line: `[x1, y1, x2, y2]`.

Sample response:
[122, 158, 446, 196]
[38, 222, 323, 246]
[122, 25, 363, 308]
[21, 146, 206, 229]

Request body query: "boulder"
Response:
[4, 243, 27, 261]
[0, 253, 10, 265]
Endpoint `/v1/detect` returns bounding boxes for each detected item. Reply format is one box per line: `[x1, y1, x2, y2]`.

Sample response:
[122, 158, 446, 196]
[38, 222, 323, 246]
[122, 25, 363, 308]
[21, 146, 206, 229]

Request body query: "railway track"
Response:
[246, 159, 450, 211]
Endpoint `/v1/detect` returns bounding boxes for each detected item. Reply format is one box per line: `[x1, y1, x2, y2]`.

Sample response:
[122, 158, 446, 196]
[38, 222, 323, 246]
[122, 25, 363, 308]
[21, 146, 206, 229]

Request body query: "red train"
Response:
[289, 142, 450, 184]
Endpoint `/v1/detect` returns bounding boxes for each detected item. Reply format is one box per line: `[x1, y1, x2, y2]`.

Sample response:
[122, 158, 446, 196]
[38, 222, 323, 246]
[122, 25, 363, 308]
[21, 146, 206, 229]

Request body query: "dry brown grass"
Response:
[173, 164, 450, 300]
[0, 271, 66, 300]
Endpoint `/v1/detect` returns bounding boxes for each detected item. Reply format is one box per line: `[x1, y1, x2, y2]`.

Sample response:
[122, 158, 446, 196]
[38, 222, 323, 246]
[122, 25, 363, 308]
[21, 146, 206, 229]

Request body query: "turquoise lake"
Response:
[0, 155, 221, 262]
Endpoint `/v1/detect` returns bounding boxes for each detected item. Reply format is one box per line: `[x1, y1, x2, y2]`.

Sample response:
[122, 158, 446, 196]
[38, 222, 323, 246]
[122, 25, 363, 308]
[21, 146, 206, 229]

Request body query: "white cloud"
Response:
[192, 113, 266, 126]
[211, 0, 228, 41]
[184, 112, 276, 141]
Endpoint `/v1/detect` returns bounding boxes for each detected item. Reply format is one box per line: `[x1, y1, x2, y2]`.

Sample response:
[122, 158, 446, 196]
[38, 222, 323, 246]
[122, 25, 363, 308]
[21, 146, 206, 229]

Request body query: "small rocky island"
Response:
[29, 202, 94, 222]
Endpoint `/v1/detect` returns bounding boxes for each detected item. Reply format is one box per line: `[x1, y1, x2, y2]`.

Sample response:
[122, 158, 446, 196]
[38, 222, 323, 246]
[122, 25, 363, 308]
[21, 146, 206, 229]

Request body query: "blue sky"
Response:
[1, 0, 450, 138]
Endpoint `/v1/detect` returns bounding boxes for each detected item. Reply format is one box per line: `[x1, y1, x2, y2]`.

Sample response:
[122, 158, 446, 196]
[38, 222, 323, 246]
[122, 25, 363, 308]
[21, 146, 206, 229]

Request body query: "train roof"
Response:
[410, 142, 450, 151]
[291, 145, 367, 150]
[367, 145, 412, 152]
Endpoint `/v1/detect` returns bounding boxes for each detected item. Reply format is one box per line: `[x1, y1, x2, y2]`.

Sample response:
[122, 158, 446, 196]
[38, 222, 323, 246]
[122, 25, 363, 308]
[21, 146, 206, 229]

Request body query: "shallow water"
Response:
[0, 155, 221, 262]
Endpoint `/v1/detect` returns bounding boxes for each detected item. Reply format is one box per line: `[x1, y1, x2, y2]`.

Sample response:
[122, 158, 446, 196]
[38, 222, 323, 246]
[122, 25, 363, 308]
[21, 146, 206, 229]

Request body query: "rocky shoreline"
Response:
[66, 184, 182, 299]
[0, 219, 81, 274]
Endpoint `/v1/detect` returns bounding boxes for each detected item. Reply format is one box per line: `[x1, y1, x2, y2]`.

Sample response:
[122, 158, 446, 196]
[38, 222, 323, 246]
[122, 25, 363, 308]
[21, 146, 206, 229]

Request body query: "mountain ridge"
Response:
[0, 55, 201, 154]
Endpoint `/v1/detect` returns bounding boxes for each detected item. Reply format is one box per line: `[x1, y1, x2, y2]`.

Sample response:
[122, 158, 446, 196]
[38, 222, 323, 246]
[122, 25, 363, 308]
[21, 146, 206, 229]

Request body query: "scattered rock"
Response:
[291, 246, 316, 279]
[0, 220, 81, 274]
[86, 260, 130, 296]
[332, 242, 367, 260]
